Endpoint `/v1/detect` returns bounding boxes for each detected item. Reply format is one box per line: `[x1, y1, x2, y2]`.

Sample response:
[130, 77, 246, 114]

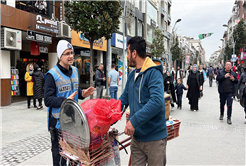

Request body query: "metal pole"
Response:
[105, 39, 111, 96]
[122, 0, 126, 92]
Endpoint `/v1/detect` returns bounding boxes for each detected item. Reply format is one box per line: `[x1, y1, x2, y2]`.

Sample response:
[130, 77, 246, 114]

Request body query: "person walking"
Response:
[25, 63, 36, 108]
[199, 64, 206, 85]
[120, 36, 168, 166]
[44, 40, 95, 166]
[233, 66, 240, 101]
[216, 61, 238, 125]
[208, 65, 214, 87]
[237, 67, 246, 124]
[33, 64, 44, 110]
[175, 78, 187, 109]
[108, 63, 119, 99]
[186, 64, 203, 111]
[174, 66, 183, 82]
[164, 69, 177, 110]
[95, 63, 106, 98]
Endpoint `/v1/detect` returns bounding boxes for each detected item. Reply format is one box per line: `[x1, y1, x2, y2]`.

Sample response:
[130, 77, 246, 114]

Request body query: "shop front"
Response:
[1, 4, 66, 105]
[71, 30, 107, 89]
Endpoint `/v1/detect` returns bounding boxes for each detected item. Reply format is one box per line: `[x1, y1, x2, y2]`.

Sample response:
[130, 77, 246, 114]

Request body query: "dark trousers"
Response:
[244, 95, 246, 119]
[50, 117, 66, 166]
[177, 94, 182, 107]
[220, 93, 233, 118]
[27, 96, 36, 107]
[38, 98, 42, 106]
[209, 75, 213, 87]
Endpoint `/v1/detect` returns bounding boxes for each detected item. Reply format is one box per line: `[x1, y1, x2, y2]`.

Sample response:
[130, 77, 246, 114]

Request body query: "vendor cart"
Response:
[59, 99, 180, 166]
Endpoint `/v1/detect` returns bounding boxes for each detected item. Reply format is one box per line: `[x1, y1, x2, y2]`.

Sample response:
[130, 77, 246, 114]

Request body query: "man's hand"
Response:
[230, 76, 235, 81]
[124, 120, 135, 136]
[200, 86, 202, 91]
[82, 87, 95, 98]
[167, 81, 170, 84]
[103, 77, 106, 81]
[225, 73, 230, 78]
[68, 91, 77, 99]
[186, 85, 189, 89]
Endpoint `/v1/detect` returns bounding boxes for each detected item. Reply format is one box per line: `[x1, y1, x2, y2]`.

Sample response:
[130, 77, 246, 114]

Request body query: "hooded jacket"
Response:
[120, 57, 167, 142]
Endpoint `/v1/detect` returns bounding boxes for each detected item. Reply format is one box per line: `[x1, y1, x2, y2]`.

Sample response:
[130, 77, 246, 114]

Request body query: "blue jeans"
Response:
[177, 94, 182, 107]
[220, 93, 233, 118]
[110, 86, 118, 99]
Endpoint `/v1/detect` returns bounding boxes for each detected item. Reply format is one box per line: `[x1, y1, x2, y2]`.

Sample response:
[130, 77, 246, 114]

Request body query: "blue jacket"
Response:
[175, 83, 187, 95]
[120, 57, 167, 142]
[216, 69, 238, 94]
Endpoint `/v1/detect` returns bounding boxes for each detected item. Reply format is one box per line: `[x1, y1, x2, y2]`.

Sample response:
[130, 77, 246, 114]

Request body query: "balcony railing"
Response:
[168, 0, 172, 6]
[161, 28, 166, 36]
[15, 1, 60, 19]
[161, 7, 165, 17]
[168, 14, 171, 23]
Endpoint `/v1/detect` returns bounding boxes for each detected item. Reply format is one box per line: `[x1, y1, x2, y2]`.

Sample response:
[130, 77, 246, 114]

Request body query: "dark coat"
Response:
[95, 68, 104, 86]
[175, 83, 187, 95]
[33, 64, 44, 99]
[186, 71, 202, 99]
[164, 76, 177, 103]
[216, 69, 238, 94]
[238, 70, 246, 99]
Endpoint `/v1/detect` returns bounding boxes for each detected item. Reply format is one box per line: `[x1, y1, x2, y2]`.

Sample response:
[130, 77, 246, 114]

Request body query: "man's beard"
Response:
[128, 53, 136, 67]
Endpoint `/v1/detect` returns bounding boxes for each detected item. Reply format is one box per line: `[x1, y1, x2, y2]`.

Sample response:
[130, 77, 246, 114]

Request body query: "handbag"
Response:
[243, 87, 246, 96]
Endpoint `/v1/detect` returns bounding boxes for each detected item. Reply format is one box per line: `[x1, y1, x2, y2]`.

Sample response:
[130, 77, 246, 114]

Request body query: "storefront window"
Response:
[138, 20, 143, 37]
[127, 18, 136, 37]
[147, 25, 154, 43]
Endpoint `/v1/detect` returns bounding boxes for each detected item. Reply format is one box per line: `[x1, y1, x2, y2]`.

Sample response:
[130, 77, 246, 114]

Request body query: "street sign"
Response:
[231, 54, 237, 62]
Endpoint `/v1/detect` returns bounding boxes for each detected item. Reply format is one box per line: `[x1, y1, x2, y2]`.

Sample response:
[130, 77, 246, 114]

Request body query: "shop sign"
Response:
[36, 24, 58, 34]
[186, 55, 190, 64]
[27, 30, 52, 44]
[111, 33, 127, 49]
[40, 46, 48, 53]
[151, 19, 156, 28]
[80, 50, 90, 57]
[36, 15, 58, 33]
[71, 30, 107, 52]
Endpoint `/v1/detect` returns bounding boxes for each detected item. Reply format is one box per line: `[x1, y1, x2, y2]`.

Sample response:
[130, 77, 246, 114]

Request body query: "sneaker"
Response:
[171, 106, 174, 110]
[219, 114, 223, 120]
[34, 105, 37, 108]
[244, 120, 246, 124]
[28, 106, 30, 109]
[227, 118, 232, 125]
[180, 106, 182, 110]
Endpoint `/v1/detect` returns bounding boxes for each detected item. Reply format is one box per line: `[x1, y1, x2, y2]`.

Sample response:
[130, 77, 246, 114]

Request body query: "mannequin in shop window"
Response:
[35, 0, 47, 15]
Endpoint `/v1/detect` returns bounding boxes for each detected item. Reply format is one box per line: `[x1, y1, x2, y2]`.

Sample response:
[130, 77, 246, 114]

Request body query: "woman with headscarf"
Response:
[164, 69, 177, 110]
[25, 63, 36, 108]
[33, 64, 44, 110]
[186, 64, 203, 111]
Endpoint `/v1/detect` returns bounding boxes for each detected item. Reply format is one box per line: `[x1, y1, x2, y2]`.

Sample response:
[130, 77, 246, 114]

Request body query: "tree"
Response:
[150, 27, 165, 58]
[224, 43, 233, 61]
[170, 36, 182, 62]
[233, 19, 246, 56]
[65, 1, 122, 98]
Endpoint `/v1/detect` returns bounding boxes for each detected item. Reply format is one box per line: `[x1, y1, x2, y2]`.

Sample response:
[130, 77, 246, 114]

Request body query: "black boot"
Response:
[227, 118, 232, 124]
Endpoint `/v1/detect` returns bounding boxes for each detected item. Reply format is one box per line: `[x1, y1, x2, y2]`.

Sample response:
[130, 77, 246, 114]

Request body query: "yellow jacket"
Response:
[25, 71, 34, 96]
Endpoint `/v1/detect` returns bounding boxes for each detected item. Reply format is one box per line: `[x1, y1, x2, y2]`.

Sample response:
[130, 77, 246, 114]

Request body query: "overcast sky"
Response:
[171, 0, 235, 61]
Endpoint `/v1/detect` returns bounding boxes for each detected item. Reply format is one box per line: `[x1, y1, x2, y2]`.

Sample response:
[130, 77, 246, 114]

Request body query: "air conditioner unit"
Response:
[58, 22, 71, 38]
[1, 27, 22, 50]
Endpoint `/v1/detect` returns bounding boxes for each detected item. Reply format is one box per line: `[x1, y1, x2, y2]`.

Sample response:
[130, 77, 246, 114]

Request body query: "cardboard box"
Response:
[164, 93, 170, 120]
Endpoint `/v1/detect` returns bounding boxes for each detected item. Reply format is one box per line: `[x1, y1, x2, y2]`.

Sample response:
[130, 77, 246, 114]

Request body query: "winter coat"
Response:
[119, 57, 167, 142]
[175, 83, 187, 95]
[238, 71, 246, 99]
[25, 71, 34, 96]
[216, 69, 238, 94]
[33, 64, 44, 99]
[95, 69, 104, 86]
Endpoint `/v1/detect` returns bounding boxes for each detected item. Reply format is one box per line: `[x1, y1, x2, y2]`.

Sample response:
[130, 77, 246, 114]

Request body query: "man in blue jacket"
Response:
[44, 40, 95, 166]
[216, 61, 238, 125]
[120, 36, 168, 166]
